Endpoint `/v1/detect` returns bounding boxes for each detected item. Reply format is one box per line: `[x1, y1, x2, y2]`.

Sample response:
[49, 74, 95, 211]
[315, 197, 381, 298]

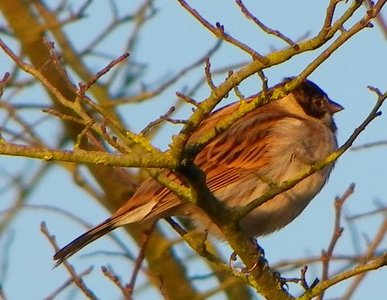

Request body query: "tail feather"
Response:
[53, 218, 116, 266]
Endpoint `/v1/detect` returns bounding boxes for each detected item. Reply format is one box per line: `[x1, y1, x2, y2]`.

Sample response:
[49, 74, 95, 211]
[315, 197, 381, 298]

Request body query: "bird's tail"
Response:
[53, 218, 116, 266]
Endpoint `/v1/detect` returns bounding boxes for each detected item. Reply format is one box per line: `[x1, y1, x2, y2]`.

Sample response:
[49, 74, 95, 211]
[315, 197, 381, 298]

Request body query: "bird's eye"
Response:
[315, 99, 323, 107]
[313, 98, 325, 109]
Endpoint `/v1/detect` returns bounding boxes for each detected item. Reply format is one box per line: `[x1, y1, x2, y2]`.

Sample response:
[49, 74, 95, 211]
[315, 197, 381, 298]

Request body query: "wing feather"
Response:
[113, 100, 291, 222]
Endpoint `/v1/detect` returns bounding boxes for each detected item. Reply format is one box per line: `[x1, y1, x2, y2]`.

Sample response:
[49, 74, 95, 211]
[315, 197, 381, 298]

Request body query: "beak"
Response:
[327, 99, 344, 114]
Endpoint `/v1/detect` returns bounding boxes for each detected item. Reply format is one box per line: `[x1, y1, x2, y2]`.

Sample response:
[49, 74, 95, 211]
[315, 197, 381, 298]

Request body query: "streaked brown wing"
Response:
[113, 100, 286, 221]
[144, 108, 288, 217]
[195, 111, 280, 193]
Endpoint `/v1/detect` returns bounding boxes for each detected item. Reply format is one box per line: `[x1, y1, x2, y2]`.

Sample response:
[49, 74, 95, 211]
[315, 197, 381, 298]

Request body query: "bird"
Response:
[53, 78, 343, 265]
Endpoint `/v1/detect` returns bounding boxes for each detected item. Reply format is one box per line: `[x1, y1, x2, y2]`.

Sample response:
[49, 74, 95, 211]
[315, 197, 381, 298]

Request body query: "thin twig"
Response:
[351, 140, 387, 150]
[102, 266, 132, 299]
[141, 106, 176, 135]
[127, 223, 156, 297]
[0, 230, 14, 285]
[177, 0, 267, 63]
[321, 0, 342, 36]
[40, 222, 97, 300]
[78, 53, 130, 94]
[44, 267, 93, 300]
[108, 40, 222, 107]
[205, 57, 216, 90]
[346, 206, 387, 221]
[273, 253, 382, 272]
[176, 92, 198, 106]
[297, 0, 382, 83]
[164, 218, 231, 272]
[341, 218, 387, 299]
[42, 108, 86, 126]
[318, 184, 355, 300]
[13, 204, 134, 259]
[0, 72, 10, 97]
[299, 255, 387, 299]
[364, 0, 387, 38]
[236, 0, 296, 47]
[257, 70, 268, 97]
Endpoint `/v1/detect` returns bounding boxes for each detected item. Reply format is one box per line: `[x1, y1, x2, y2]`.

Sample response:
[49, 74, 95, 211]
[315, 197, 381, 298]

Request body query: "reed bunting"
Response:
[54, 78, 343, 264]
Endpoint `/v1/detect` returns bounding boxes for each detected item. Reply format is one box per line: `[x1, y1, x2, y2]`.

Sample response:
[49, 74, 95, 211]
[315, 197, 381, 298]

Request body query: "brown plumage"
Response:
[54, 78, 343, 265]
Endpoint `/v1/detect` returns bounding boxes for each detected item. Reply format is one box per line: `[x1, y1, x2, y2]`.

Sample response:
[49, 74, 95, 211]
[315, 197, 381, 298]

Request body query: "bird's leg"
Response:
[229, 237, 266, 273]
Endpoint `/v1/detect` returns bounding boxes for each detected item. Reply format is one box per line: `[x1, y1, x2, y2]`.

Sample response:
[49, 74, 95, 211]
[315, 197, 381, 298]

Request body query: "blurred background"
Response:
[0, 1, 386, 299]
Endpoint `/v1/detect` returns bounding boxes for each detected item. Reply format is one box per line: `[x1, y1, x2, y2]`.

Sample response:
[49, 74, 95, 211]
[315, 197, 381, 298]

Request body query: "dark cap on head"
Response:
[283, 77, 344, 119]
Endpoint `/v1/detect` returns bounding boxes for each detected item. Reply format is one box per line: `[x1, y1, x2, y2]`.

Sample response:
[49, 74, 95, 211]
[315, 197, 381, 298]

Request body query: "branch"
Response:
[0, 39, 158, 156]
[341, 218, 387, 299]
[318, 184, 355, 300]
[178, 0, 267, 62]
[41, 222, 97, 300]
[299, 254, 387, 299]
[0, 142, 171, 168]
[236, 0, 296, 47]
[170, 0, 385, 162]
[44, 267, 94, 300]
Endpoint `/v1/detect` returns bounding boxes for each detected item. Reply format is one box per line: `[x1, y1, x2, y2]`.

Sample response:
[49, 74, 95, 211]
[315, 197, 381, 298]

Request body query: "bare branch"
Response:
[0, 72, 10, 97]
[44, 267, 93, 300]
[40, 222, 97, 300]
[101, 266, 132, 299]
[78, 53, 130, 94]
[318, 184, 355, 300]
[236, 0, 296, 47]
[341, 218, 387, 299]
[177, 0, 267, 62]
